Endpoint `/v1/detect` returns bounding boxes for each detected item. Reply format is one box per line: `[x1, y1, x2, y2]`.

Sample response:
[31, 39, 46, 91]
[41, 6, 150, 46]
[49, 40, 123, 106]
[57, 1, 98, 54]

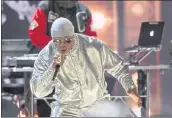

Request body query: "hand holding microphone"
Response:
[51, 54, 66, 80]
[51, 54, 66, 71]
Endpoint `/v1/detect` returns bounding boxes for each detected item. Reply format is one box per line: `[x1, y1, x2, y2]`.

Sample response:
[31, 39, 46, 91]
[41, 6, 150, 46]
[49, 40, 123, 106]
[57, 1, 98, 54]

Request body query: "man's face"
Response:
[52, 35, 76, 54]
[55, 0, 77, 9]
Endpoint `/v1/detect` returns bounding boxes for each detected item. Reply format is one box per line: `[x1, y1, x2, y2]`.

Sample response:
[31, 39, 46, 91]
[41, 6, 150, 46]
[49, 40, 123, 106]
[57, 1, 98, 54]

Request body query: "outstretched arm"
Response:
[101, 44, 141, 106]
[102, 44, 135, 92]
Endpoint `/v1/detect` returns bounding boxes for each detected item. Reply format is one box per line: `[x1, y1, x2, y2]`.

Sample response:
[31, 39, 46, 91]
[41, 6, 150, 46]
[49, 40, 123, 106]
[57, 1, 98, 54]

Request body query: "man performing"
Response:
[28, 1, 97, 116]
[30, 17, 141, 117]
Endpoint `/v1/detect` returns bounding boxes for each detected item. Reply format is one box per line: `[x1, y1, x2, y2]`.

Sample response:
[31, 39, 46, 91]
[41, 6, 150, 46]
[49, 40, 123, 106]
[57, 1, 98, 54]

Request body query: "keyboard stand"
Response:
[124, 45, 171, 117]
[125, 46, 158, 65]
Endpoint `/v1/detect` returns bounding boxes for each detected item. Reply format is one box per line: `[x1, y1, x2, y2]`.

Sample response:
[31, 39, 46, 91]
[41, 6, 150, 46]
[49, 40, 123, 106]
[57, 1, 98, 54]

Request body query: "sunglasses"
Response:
[52, 35, 75, 45]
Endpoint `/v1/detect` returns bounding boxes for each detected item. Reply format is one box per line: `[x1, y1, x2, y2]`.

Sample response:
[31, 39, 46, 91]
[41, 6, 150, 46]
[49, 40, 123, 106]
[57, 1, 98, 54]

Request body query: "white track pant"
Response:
[82, 100, 125, 117]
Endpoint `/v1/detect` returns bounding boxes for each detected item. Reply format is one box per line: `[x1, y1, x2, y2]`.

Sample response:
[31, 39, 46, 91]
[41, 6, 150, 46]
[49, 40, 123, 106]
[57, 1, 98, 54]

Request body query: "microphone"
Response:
[52, 65, 60, 81]
[52, 53, 65, 80]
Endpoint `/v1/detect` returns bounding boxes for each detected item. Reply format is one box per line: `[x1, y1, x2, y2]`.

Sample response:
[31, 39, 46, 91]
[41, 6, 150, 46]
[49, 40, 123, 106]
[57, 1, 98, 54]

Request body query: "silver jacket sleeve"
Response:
[101, 44, 136, 92]
[30, 48, 56, 98]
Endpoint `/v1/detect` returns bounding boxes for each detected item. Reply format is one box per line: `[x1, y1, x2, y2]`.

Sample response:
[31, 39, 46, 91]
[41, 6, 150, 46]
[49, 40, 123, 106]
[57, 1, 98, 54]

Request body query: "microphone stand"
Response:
[169, 40, 172, 66]
[52, 65, 60, 81]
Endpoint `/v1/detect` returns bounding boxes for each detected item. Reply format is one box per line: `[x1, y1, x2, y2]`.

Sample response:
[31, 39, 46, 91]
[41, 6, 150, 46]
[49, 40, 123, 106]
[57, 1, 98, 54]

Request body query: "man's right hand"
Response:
[51, 54, 66, 70]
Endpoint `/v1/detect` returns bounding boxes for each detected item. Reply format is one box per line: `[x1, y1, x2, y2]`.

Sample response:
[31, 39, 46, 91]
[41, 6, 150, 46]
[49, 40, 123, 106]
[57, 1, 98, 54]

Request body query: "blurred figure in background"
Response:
[28, 0, 97, 53]
[28, 0, 97, 117]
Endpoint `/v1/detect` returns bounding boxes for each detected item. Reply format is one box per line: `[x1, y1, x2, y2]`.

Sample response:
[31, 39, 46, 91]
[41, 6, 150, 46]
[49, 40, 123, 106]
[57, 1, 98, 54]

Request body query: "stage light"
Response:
[92, 12, 106, 30]
[131, 3, 145, 17]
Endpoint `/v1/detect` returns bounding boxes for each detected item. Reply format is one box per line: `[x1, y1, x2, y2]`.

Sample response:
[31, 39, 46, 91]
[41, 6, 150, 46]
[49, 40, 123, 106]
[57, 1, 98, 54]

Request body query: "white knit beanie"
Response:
[51, 17, 75, 37]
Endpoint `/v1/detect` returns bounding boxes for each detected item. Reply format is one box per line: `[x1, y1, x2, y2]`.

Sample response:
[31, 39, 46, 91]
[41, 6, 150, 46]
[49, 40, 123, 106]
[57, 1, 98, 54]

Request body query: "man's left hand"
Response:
[127, 88, 142, 107]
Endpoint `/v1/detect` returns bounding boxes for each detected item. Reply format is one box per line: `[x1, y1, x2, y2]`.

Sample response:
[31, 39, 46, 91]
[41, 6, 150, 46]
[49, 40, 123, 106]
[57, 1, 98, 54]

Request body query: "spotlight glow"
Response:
[92, 12, 106, 30]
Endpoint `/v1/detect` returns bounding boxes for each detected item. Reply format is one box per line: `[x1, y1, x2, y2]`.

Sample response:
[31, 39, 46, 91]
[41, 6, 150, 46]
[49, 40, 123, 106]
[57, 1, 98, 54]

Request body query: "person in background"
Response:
[28, 0, 97, 117]
[28, 0, 97, 53]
